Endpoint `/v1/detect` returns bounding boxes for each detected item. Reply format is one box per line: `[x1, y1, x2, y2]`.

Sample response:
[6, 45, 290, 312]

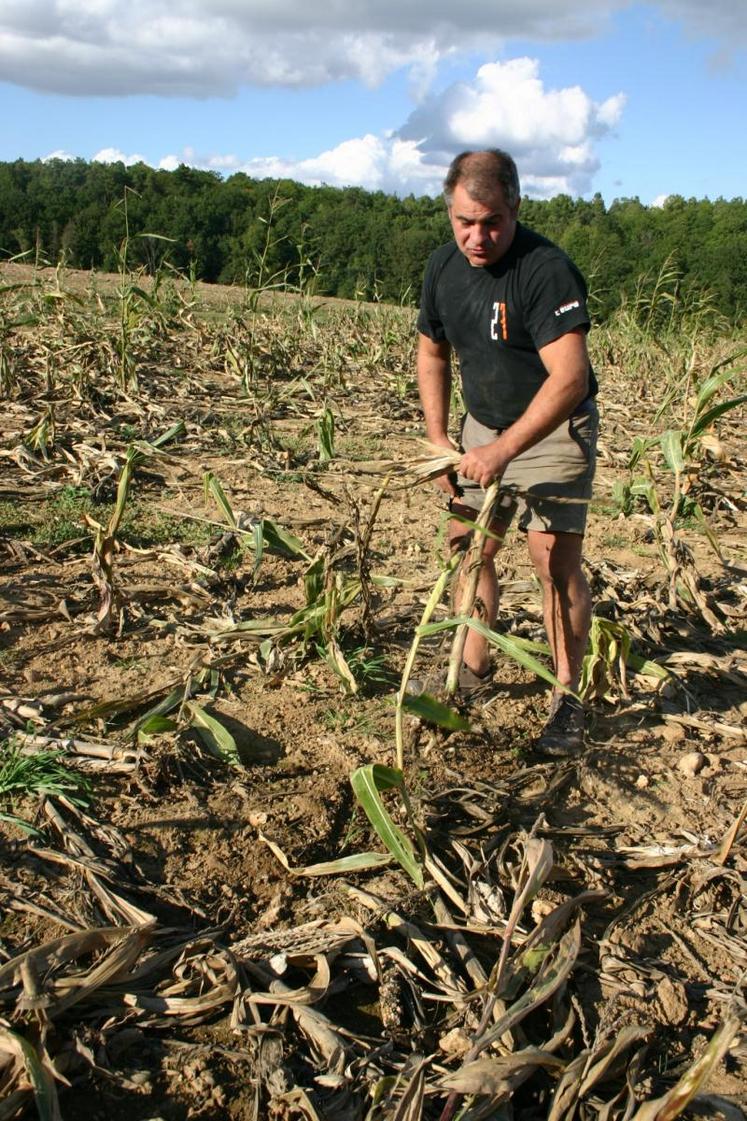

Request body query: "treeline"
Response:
[1, 157, 745, 321]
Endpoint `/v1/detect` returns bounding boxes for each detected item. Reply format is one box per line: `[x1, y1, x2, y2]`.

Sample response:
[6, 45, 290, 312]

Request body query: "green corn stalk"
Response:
[395, 550, 462, 770]
[579, 616, 633, 701]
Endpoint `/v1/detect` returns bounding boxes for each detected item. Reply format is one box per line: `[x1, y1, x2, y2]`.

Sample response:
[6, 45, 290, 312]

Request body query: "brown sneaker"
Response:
[536, 694, 585, 756]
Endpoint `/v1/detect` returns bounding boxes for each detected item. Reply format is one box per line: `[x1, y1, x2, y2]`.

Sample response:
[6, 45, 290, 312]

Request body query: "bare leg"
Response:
[449, 504, 507, 677]
[526, 530, 591, 692]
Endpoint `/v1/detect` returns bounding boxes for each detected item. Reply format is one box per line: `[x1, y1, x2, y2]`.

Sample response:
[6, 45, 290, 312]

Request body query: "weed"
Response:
[0, 736, 91, 832]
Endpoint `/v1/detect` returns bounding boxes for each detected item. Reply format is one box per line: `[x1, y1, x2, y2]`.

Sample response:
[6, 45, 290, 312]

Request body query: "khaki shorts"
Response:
[453, 402, 598, 535]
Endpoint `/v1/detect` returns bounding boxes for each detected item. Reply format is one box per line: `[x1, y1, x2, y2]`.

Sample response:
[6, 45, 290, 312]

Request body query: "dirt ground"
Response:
[0, 263, 746, 1120]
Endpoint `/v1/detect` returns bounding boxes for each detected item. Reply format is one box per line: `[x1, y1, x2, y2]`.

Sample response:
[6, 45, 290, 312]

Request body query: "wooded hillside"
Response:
[1, 157, 745, 320]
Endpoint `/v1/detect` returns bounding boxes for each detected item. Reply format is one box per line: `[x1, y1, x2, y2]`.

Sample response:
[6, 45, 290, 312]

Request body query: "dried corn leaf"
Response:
[246, 954, 332, 1007]
[51, 927, 155, 1017]
[477, 920, 582, 1052]
[502, 890, 605, 1001]
[388, 1056, 429, 1121]
[346, 885, 466, 997]
[438, 1049, 563, 1096]
[0, 926, 151, 1002]
[258, 829, 393, 878]
[628, 1012, 744, 1121]
[577, 1025, 651, 1095]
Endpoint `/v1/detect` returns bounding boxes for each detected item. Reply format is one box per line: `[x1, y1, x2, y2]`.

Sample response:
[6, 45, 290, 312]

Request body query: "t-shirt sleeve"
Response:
[521, 251, 591, 349]
[416, 253, 447, 341]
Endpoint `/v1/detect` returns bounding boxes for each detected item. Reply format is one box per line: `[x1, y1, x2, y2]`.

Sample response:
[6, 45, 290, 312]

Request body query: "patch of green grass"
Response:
[0, 500, 36, 539]
[345, 646, 398, 692]
[336, 434, 383, 461]
[604, 532, 631, 550]
[589, 499, 621, 518]
[30, 486, 94, 549]
[320, 695, 391, 737]
[110, 654, 148, 672]
[3, 487, 212, 554]
[0, 736, 91, 833]
[113, 422, 141, 442]
[0, 648, 21, 673]
[121, 507, 212, 549]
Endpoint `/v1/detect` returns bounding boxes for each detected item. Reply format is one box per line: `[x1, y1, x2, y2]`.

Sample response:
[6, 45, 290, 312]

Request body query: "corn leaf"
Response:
[692, 365, 742, 418]
[203, 471, 238, 529]
[628, 1013, 743, 1121]
[259, 831, 393, 877]
[401, 692, 471, 731]
[350, 765, 424, 889]
[317, 407, 335, 462]
[690, 393, 747, 439]
[660, 430, 685, 474]
[418, 617, 564, 693]
[261, 517, 310, 560]
[186, 702, 240, 766]
[137, 715, 178, 740]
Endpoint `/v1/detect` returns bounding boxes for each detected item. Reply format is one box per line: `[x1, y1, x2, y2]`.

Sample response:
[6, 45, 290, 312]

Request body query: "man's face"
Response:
[448, 182, 519, 267]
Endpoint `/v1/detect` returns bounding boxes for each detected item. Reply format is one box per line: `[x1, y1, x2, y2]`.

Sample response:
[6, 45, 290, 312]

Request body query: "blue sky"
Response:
[0, 1, 744, 205]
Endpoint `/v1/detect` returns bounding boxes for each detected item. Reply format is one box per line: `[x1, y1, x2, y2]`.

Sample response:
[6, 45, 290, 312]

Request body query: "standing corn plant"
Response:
[84, 421, 185, 634]
[113, 187, 175, 394]
[615, 351, 745, 627]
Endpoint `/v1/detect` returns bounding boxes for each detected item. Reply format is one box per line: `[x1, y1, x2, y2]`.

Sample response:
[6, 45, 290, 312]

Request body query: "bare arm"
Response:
[459, 328, 591, 488]
[417, 332, 460, 497]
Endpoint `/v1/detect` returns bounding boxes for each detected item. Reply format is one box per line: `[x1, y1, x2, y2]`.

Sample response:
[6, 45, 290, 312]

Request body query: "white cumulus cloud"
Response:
[394, 58, 626, 197]
[0, 1, 740, 97]
[93, 146, 146, 166]
[42, 148, 77, 162]
[94, 56, 626, 198]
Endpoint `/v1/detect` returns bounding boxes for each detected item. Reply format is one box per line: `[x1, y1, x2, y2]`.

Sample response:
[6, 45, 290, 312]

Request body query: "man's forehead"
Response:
[450, 185, 509, 215]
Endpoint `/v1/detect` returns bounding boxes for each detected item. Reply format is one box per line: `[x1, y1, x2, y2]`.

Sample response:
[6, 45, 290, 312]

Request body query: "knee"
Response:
[449, 526, 501, 562]
[531, 543, 583, 593]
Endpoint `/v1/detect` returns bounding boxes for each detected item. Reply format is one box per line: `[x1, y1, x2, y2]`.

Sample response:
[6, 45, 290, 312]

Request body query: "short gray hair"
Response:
[443, 149, 521, 209]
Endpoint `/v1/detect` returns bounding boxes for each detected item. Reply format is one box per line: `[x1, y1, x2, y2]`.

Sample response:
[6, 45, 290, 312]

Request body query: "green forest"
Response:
[1, 157, 745, 321]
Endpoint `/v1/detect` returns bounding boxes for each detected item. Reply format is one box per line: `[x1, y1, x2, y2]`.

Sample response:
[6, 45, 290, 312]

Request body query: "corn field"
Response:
[0, 258, 745, 1121]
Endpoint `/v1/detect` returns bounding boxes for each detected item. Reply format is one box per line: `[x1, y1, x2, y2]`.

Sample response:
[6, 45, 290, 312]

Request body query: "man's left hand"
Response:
[458, 440, 509, 489]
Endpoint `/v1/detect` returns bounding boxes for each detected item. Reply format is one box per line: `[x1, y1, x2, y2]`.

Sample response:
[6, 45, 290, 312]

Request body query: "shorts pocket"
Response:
[568, 408, 598, 469]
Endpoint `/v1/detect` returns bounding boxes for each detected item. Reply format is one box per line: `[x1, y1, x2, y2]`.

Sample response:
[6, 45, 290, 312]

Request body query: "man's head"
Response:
[444, 149, 520, 268]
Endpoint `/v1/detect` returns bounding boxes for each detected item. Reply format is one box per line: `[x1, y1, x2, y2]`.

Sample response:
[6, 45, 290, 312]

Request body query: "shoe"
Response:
[455, 663, 494, 703]
[536, 694, 585, 757]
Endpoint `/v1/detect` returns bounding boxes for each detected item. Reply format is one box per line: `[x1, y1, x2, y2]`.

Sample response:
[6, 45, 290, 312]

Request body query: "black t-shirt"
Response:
[417, 223, 598, 429]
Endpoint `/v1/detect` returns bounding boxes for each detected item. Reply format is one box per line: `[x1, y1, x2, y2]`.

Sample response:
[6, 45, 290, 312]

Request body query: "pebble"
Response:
[677, 751, 707, 778]
[635, 774, 649, 789]
[657, 976, 689, 1025]
[439, 1027, 471, 1057]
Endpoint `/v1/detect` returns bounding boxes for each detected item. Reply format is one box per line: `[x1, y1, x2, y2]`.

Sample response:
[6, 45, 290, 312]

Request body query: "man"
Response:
[416, 149, 598, 756]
